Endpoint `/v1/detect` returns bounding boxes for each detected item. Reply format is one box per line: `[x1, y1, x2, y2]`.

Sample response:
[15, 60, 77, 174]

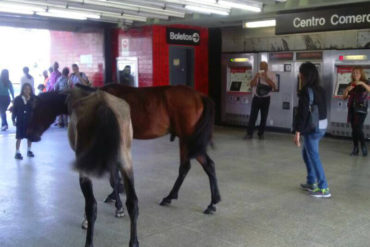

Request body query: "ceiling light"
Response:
[219, 0, 261, 12]
[37, 9, 101, 20]
[185, 5, 229, 15]
[0, 2, 43, 15]
[244, 19, 276, 28]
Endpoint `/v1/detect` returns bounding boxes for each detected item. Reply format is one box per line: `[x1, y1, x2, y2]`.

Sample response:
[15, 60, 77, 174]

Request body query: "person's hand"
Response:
[294, 132, 301, 147]
[356, 81, 367, 88]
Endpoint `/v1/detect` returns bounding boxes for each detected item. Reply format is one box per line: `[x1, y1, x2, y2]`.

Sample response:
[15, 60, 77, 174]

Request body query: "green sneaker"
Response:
[310, 188, 331, 198]
[300, 183, 317, 192]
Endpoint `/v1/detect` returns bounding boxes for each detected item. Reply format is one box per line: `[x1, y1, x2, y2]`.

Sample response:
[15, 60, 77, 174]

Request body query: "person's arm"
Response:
[261, 72, 276, 90]
[8, 81, 14, 100]
[11, 98, 17, 125]
[77, 73, 89, 85]
[342, 84, 354, 100]
[293, 89, 309, 147]
[357, 81, 370, 92]
[250, 73, 260, 87]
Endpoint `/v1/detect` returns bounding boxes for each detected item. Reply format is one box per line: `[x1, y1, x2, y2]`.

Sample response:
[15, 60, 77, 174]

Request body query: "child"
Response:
[12, 83, 35, 160]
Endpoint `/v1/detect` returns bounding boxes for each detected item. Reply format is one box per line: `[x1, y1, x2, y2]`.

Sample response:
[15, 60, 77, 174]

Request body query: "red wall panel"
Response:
[114, 25, 209, 94]
[117, 26, 153, 87]
[49, 31, 104, 87]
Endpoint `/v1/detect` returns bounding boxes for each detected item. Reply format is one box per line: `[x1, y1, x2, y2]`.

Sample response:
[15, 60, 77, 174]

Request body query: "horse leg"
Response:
[196, 153, 221, 215]
[79, 174, 97, 247]
[119, 152, 139, 247]
[104, 167, 123, 204]
[111, 166, 125, 217]
[160, 142, 191, 206]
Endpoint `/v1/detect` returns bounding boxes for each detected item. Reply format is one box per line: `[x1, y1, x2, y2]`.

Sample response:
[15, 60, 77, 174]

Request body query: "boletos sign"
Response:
[276, 3, 370, 34]
[166, 28, 200, 46]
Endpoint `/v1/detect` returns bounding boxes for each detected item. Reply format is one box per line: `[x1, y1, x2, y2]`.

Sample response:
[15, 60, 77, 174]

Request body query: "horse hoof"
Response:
[203, 205, 216, 215]
[104, 197, 115, 204]
[129, 240, 139, 247]
[81, 219, 88, 230]
[159, 198, 171, 206]
[115, 208, 125, 218]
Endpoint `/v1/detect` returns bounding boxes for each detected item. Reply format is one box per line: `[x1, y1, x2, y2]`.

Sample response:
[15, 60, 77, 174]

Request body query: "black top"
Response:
[12, 95, 34, 139]
[295, 86, 327, 133]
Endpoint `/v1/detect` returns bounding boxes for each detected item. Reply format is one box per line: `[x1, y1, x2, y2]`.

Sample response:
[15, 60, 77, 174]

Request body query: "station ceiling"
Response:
[0, 0, 369, 28]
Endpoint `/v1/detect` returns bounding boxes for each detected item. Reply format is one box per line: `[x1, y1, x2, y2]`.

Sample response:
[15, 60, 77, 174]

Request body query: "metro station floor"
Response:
[0, 125, 370, 247]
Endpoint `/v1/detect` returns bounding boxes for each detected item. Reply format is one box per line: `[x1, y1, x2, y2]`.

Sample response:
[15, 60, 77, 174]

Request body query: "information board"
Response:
[228, 67, 253, 93]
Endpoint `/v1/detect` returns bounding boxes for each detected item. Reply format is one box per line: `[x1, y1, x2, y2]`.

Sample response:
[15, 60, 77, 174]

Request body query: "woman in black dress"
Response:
[343, 67, 370, 156]
[12, 83, 35, 160]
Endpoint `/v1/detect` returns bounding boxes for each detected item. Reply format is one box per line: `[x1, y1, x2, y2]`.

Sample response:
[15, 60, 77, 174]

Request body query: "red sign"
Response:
[269, 52, 294, 61]
[230, 67, 250, 73]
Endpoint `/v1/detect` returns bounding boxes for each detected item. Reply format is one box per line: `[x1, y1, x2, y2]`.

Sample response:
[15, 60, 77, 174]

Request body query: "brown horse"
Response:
[66, 88, 138, 247]
[27, 84, 220, 214]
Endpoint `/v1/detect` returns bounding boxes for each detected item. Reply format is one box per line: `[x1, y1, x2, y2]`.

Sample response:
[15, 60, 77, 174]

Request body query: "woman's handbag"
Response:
[353, 92, 368, 114]
[256, 79, 272, 97]
[301, 88, 319, 134]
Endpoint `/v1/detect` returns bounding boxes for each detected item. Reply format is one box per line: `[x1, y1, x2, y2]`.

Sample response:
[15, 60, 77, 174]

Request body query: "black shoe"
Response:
[258, 134, 264, 140]
[350, 147, 359, 156]
[243, 134, 253, 140]
[15, 153, 23, 160]
[27, 151, 35, 158]
[1, 125, 8, 131]
[361, 145, 368, 157]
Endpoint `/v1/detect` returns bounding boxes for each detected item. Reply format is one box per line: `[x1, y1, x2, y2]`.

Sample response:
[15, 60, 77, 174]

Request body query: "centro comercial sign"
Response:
[166, 28, 200, 46]
[276, 3, 370, 34]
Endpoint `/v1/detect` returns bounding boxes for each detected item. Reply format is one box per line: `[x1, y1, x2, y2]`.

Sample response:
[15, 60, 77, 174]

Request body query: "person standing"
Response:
[54, 67, 70, 127]
[69, 64, 89, 87]
[21, 67, 35, 90]
[294, 62, 330, 198]
[0, 69, 15, 131]
[245, 61, 276, 139]
[119, 65, 134, 87]
[12, 83, 35, 160]
[343, 67, 370, 156]
[48, 62, 61, 92]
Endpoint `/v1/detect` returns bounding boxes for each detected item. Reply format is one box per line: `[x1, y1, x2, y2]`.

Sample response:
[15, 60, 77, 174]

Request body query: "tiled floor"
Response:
[0, 125, 369, 247]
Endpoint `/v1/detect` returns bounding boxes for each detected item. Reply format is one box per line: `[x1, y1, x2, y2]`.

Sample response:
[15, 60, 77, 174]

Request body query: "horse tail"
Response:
[187, 96, 215, 159]
[74, 104, 121, 177]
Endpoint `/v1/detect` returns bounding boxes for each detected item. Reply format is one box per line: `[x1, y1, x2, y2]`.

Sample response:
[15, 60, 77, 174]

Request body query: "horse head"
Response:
[27, 92, 68, 142]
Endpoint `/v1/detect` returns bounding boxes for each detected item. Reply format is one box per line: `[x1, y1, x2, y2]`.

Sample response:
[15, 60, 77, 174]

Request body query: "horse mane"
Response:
[38, 91, 68, 115]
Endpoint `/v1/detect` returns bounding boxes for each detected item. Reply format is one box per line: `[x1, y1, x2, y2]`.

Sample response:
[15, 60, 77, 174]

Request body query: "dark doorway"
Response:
[169, 46, 194, 87]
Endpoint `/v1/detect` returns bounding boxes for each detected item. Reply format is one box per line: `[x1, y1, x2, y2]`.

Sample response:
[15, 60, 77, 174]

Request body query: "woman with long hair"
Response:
[0, 69, 14, 131]
[294, 62, 331, 198]
[12, 83, 35, 160]
[343, 67, 370, 156]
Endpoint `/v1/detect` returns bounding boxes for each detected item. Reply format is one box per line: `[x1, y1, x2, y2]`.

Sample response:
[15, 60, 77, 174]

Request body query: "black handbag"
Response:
[353, 94, 368, 114]
[256, 79, 272, 97]
[301, 88, 319, 134]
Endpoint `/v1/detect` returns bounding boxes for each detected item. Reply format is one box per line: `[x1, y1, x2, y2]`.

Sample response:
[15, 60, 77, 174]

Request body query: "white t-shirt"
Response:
[21, 75, 35, 90]
[252, 70, 277, 98]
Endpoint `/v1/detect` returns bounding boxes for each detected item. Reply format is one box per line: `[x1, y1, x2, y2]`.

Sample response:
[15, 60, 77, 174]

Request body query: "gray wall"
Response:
[222, 27, 370, 52]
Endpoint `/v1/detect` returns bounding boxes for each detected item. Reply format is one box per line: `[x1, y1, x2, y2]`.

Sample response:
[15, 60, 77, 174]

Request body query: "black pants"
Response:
[247, 96, 270, 136]
[0, 95, 10, 127]
[350, 112, 367, 148]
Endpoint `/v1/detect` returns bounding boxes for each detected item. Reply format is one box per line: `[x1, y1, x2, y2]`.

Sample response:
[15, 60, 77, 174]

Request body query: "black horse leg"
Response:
[104, 167, 125, 203]
[79, 175, 97, 247]
[160, 159, 191, 206]
[197, 154, 221, 214]
[111, 166, 125, 217]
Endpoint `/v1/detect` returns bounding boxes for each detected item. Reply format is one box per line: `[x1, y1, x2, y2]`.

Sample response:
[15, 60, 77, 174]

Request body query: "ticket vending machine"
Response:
[221, 53, 258, 126]
[263, 52, 296, 131]
[326, 50, 370, 138]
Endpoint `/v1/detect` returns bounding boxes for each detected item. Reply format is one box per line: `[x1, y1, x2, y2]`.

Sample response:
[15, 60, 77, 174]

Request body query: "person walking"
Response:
[0, 69, 15, 131]
[69, 64, 89, 87]
[48, 62, 61, 92]
[21, 67, 35, 91]
[54, 67, 70, 127]
[245, 61, 277, 139]
[294, 62, 330, 198]
[12, 83, 35, 160]
[343, 67, 370, 156]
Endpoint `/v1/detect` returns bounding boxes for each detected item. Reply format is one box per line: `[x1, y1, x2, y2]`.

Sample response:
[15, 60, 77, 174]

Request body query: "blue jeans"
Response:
[302, 129, 328, 189]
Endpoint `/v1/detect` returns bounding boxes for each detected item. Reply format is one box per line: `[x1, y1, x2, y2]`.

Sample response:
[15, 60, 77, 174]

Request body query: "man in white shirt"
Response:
[68, 64, 89, 87]
[245, 61, 277, 140]
[21, 67, 34, 91]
